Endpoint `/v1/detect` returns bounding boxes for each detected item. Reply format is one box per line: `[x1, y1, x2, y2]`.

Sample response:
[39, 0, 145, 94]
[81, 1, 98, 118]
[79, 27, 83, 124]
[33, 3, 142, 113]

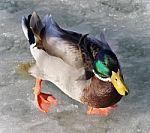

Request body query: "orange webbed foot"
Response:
[33, 79, 57, 113]
[34, 91, 57, 113]
[87, 104, 117, 116]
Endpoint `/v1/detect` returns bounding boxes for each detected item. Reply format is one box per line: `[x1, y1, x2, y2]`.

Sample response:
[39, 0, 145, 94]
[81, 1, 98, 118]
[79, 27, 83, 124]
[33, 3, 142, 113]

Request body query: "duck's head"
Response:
[93, 49, 128, 96]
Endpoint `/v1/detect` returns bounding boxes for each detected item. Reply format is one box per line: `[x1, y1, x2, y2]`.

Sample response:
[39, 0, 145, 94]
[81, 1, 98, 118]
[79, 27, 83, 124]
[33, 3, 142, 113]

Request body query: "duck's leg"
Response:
[32, 79, 57, 112]
[87, 104, 117, 116]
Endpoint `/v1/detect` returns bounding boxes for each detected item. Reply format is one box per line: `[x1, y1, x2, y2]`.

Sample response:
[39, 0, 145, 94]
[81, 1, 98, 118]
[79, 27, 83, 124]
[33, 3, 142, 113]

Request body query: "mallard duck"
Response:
[21, 12, 128, 116]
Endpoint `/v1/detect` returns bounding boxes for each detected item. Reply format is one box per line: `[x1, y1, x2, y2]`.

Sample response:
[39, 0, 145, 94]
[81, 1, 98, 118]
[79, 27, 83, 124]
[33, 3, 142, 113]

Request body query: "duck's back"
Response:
[30, 13, 84, 68]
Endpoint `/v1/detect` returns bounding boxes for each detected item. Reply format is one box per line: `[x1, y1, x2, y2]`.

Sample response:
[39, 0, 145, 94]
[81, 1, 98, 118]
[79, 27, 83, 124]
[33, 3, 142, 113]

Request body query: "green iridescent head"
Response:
[93, 49, 128, 96]
[93, 49, 119, 78]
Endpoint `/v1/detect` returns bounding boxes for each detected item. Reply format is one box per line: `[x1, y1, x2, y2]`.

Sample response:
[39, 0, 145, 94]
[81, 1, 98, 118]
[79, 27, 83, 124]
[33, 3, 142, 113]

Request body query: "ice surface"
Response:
[0, 0, 150, 133]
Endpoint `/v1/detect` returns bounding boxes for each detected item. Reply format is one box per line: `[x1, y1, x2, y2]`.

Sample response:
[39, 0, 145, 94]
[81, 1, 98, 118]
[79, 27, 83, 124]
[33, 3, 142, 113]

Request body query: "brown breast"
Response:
[80, 76, 122, 108]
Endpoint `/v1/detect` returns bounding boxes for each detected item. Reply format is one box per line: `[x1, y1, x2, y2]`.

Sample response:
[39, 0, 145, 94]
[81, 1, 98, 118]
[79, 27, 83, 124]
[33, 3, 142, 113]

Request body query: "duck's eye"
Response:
[115, 78, 117, 81]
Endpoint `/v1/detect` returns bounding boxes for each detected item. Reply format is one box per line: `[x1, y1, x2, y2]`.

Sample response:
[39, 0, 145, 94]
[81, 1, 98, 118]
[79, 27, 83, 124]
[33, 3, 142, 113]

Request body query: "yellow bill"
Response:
[111, 69, 128, 96]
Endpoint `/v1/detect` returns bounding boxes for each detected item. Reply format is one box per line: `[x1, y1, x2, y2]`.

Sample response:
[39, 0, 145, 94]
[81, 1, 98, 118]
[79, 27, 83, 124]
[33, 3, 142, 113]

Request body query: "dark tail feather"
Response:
[21, 15, 35, 45]
[30, 12, 44, 40]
